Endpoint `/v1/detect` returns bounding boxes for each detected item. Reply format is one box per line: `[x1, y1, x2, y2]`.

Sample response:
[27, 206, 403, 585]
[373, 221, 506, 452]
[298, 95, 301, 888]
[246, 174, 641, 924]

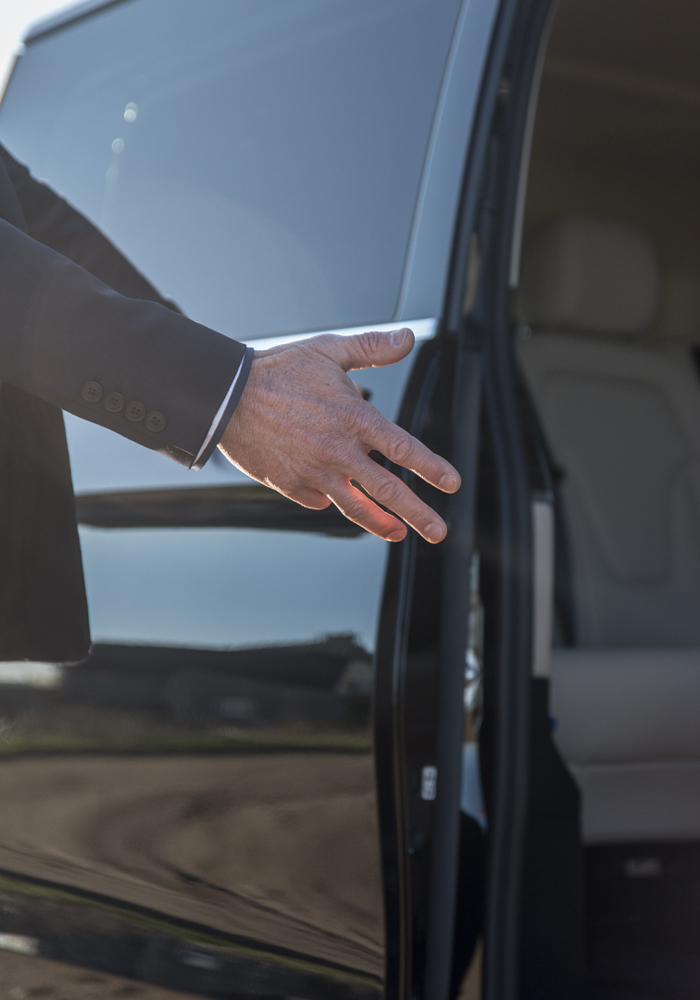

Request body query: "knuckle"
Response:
[336, 399, 366, 433]
[373, 476, 403, 509]
[351, 331, 382, 362]
[363, 330, 384, 354]
[388, 433, 415, 468]
[337, 494, 365, 520]
[315, 435, 347, 468]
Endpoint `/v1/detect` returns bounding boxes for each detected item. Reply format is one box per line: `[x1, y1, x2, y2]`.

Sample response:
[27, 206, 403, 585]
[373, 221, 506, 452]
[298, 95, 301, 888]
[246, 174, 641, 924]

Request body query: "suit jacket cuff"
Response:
[193, 345, 254, 470]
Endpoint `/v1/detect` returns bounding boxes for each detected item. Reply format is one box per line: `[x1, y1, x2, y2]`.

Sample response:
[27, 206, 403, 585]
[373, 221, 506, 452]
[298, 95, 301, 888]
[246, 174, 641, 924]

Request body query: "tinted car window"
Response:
[1, 0, 461, 342]
[0, 3, 457, 993]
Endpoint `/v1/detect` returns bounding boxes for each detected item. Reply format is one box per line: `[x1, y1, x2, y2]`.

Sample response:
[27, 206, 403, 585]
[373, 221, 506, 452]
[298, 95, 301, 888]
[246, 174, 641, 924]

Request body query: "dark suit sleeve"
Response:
[0, 144, 179, 309]
[0, 216, 249, 468]
[0, 147, 251, 469]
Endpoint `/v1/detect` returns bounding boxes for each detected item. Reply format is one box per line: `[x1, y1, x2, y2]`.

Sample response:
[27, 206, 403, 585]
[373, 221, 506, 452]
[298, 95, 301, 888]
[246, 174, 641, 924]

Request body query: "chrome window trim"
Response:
[24, 0, 127, 44]
[250, 317, 438, 353]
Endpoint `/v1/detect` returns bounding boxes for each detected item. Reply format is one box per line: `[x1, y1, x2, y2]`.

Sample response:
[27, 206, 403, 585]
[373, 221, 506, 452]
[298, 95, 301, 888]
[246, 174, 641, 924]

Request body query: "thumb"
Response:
[308, 327, 415, 372]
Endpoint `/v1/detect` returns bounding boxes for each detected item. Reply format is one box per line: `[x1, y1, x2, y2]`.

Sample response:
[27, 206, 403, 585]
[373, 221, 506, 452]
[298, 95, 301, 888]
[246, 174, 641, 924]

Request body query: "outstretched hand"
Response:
[218, 328, 460, 543]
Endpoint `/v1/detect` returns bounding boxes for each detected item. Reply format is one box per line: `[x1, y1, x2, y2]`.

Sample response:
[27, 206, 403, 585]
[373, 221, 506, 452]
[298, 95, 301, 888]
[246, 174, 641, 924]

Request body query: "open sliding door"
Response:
[374, 3, 559, 998]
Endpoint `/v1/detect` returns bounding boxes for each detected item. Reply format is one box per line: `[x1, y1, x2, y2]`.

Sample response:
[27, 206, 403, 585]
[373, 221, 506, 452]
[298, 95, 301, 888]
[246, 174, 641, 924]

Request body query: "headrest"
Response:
[519, 216, 660, 334]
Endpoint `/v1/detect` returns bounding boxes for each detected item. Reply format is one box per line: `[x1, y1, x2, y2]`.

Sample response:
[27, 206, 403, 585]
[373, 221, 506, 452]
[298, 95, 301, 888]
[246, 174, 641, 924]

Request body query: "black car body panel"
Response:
[0, 2, 489, 997]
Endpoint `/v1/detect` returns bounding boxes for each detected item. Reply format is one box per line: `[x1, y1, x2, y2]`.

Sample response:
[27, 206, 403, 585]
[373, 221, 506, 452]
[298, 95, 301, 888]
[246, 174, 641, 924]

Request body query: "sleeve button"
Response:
[145, 410, 167, 433]
[125, 401, 146, 422]
[81, 381, 103, 403]
[103, 391, 124, 413]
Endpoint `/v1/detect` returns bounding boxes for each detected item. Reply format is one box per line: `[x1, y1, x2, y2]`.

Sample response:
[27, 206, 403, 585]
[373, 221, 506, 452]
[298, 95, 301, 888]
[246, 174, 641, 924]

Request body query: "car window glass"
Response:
[1, 0, 461, 342]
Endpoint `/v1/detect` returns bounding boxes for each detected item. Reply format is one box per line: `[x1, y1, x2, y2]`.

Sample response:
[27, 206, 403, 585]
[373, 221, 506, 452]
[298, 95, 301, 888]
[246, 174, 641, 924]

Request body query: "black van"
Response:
[0, 1, 699, 998]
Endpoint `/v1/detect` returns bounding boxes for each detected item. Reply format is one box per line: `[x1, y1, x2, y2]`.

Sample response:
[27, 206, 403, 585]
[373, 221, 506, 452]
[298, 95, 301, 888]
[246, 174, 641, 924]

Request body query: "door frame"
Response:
[374, 2, 556, 998]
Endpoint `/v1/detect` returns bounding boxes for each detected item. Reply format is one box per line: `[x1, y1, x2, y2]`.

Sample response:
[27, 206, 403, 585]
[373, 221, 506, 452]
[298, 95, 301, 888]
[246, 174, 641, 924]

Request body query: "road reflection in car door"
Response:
[0, 347, 425, 999]
[0, 617, 384, 998]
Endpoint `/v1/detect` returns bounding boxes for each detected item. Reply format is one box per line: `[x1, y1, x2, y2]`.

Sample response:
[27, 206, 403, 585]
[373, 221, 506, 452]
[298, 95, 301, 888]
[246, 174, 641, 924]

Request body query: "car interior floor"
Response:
[515, 0, 700, 997]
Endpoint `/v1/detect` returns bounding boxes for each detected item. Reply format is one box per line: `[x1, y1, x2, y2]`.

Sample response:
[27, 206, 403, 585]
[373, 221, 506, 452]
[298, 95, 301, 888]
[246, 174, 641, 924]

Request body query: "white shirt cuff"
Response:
[193, 353, 247, 466]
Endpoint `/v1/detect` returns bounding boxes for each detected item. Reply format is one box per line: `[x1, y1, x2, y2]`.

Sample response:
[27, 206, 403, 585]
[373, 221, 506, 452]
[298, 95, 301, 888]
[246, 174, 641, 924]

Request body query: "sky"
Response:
[0, 0, 77, 94]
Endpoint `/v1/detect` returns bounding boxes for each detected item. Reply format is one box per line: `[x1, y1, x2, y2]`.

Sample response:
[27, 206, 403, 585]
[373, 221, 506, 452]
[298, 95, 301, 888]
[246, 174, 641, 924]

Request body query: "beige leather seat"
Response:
[518, 216, 700, 843]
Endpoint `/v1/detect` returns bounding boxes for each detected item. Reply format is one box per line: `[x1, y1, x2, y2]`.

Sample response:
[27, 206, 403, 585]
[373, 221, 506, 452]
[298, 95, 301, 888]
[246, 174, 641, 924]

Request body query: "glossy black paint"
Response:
[374, 336, 446, 1000]
[424, 341, 483, 1000]
[453, 4, 553, 999]
[0, 2, 486, 998]
[0, 615, 386, 996]
[375, 3, 560, 999]
[374, 328, 484, 1000]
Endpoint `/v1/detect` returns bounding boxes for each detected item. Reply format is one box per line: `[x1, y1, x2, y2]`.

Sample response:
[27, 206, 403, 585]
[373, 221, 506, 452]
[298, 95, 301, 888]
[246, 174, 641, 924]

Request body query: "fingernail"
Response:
[439, 474, 458, 492]
[425, 523, 446, 543]
[390, 328, 409, 347]
[387, 528, 405, 542]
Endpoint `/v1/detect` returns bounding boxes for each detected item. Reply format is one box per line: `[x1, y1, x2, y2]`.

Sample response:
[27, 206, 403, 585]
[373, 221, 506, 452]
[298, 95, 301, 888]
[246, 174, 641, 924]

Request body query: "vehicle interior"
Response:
[505, 0, 700, 996]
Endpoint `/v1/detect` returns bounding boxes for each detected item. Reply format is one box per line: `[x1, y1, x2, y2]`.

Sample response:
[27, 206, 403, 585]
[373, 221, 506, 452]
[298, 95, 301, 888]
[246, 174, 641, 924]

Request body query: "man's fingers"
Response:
[285, 488, 332, 510]
[225, 327, 459, 544]
[327, 481, 408, 542]
[307, 327, 415, 372]
[367, 412, 461, 493]
[353, 457, 448, 544]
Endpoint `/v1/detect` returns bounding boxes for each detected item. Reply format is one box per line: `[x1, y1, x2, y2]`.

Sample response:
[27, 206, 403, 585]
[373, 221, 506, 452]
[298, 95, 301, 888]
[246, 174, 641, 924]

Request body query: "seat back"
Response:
[518, 217, 700, 648]
[518, 216, 700, 842]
